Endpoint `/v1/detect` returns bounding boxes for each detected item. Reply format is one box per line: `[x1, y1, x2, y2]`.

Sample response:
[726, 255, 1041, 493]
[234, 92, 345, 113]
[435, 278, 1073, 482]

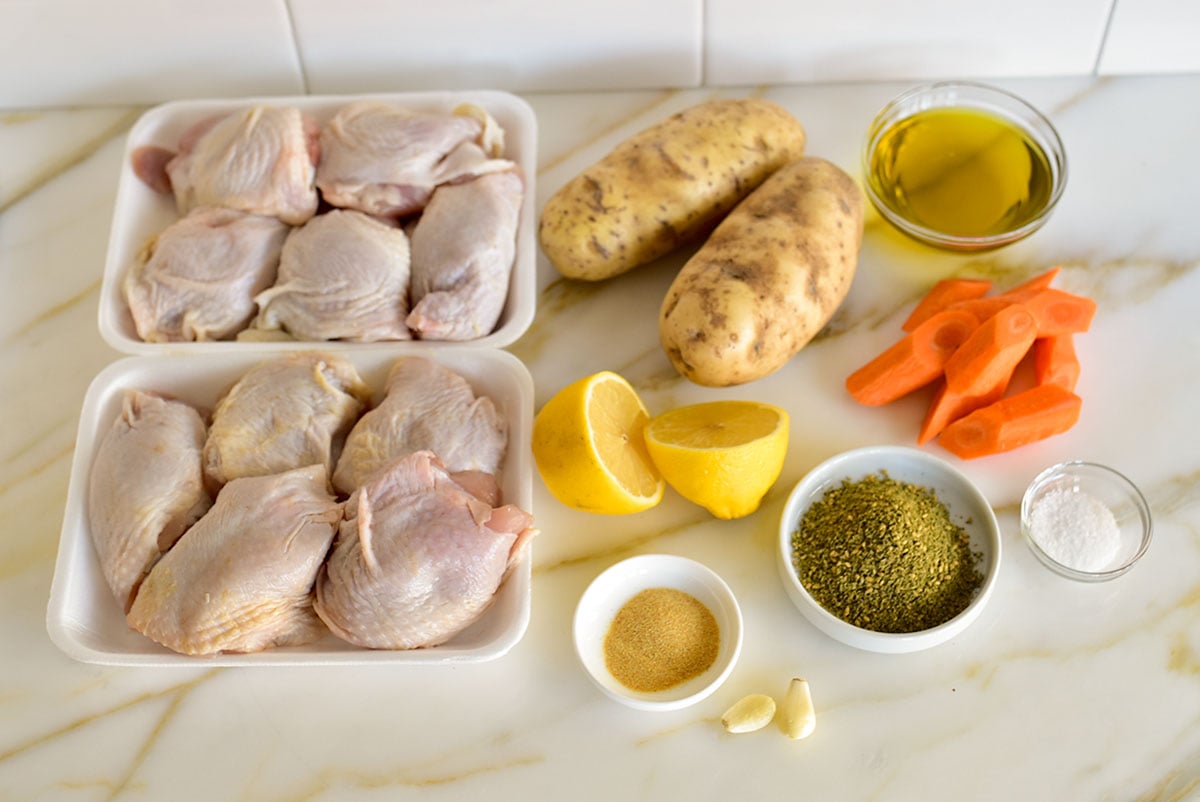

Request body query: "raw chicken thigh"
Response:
[127, 465, 342, 655]
[316, 101, 514, 218]
[332, 356, 506, 495]
[164, 105, 320, 225]
[252, 210, 412, 342]
[315, 451, 535, 649]
[88, 391, 211, 612]
[203, 352, 370, 489]
[123, 207, 288, 342]
[407, 170, 524, 340]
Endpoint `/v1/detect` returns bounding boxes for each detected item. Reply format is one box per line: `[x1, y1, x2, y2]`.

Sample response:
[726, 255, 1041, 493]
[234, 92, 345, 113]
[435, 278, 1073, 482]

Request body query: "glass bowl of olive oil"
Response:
[863, 81, 1067, 251]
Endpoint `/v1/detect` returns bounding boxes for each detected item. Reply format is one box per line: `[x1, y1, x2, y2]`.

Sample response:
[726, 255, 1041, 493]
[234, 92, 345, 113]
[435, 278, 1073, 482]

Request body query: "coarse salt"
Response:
[1028, 488, 1121, 572]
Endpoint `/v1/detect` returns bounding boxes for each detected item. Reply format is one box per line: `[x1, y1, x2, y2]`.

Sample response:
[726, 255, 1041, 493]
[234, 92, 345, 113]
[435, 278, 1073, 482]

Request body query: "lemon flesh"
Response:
[645, 401, 789, 519]
[532, 371, 664, 515]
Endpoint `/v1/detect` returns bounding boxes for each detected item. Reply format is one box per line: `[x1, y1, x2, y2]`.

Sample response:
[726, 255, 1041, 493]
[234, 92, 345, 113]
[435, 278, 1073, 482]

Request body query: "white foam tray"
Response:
[47, 347, 534, 665]
[99, 91, 538, 354]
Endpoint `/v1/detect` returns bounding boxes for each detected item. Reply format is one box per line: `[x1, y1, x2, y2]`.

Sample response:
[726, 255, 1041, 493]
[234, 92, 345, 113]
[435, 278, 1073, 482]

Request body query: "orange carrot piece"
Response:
[846, 309, 980, 406]
[917, 381, 1005, 446]
[944, 295, 1016, 324]
[943, 304, 1038, 396]
[938, 384, 1082, 459]
[1033, 335, 1081, 392]
[1020, 289, 1097, 336]
[902, 278, 992, 332]
[999, 266, 1061, 298]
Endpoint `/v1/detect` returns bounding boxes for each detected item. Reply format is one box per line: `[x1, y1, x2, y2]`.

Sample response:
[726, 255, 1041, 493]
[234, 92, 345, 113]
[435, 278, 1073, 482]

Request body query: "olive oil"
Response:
[868, 107, 1055, 240]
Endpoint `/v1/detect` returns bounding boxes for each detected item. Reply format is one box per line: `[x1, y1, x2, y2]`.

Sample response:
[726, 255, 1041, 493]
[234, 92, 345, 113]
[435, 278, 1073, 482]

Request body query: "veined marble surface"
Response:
[1, 76, 1199, 801]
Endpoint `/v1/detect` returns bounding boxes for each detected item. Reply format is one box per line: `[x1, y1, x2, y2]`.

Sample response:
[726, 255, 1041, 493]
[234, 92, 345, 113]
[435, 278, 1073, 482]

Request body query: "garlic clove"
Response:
[721, 693, 777, 734]
[778, 677, 816, 740]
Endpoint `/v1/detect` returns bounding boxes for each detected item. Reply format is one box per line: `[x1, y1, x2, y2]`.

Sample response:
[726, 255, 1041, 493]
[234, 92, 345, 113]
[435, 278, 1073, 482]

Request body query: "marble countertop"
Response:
[2, 75, 1198, 801]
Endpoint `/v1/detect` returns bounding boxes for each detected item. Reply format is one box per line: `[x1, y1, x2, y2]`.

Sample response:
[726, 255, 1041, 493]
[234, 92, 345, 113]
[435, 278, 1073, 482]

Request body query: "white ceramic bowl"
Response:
[776, 446, 1001, 654]
[573, 555, 742, 711]
[46, 346, 533, 666]
[99, 90, 537, 354]
[1020, 461, 1152, 581]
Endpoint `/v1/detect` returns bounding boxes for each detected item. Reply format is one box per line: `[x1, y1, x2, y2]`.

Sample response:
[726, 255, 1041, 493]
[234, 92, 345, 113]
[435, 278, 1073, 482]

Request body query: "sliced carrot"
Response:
[902, 278, 992, 332]
[1020, 289, 1097, 336]
[944, 295, 1016, 324]
[938, 384, 1082, 459]
[846, 309, 980, 406]
[999, 266, 1061, 298]
[1033, 334, 1081, 392]
[917, 380, 1006, 445]
[943, 304, 1037, 396]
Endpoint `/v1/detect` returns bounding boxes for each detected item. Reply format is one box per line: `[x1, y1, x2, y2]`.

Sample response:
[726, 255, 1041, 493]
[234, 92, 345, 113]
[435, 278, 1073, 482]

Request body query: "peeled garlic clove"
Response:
[721, 693, 777, 734]
[778, 678, 815, 740]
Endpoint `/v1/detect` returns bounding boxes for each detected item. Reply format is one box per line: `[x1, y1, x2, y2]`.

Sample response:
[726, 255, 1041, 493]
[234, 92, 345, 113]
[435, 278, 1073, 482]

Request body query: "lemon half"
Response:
[532, 371, 664, 515]
[645, 401, 789, 519]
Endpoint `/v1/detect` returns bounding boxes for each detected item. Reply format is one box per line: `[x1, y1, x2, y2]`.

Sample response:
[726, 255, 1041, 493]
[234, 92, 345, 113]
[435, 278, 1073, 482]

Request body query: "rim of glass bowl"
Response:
[1019, 460, 1153, 582]
[861, 80, 1069, 251]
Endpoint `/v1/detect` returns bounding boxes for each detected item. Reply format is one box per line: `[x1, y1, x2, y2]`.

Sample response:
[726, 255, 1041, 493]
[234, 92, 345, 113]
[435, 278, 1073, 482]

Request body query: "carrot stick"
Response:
[943, 304, 1037, 396]
[917, 381, 1006, 445]
[1020, 289, 1097, 336]
[902, 278, 992, 332]
[1033, 335, 1081, 392]
[999, 266, 1061, 298]
[846, 309, 980, 406]
[944, 295, 1015, 324]
[938, 384, 1082, 459]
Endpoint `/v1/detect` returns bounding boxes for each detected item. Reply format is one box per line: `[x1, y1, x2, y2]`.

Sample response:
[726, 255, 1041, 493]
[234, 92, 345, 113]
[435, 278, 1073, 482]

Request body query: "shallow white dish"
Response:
[573, 554, 742, 712]
[98, 90, 537, 354]
[46, 346, 534, 666]
[777, 446, 1001, 654]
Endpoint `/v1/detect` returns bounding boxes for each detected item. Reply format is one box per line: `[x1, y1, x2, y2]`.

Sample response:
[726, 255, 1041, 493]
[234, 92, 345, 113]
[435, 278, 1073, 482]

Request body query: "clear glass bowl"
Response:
[862, 81, 1068, 252]
[1021, 461, 1153, 582]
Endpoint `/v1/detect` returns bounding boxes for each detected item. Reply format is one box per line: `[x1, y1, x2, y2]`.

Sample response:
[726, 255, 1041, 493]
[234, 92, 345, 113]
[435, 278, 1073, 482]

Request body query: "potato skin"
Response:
[659, 157, 864, 387]
[538, 99, 806, 281]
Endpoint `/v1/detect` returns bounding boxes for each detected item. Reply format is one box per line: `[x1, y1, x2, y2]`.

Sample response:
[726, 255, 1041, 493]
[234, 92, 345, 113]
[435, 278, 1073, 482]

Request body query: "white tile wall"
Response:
[0, 0, 303, 108]
[704, 0, 1116, 85]
[287, 0, 703, 94]
[0, 0, 1198, 108]
[1098, 0, 1200, 74]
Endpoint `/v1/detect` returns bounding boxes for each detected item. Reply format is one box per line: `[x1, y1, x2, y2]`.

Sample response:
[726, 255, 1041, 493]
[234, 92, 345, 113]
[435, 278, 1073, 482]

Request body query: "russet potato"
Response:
[538, 98, 806, 281]
[659, 157, 864, 387]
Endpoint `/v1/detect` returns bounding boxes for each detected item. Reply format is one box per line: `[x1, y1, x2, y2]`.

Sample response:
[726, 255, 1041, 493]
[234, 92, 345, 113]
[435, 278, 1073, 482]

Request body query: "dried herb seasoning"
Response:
[791, 472, 983, 633]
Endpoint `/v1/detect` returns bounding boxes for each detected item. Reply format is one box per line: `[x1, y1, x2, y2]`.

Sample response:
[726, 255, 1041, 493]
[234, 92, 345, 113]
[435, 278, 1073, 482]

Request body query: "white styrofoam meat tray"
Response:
[47, 347, 534, 666]
[99, 90, 537, 354]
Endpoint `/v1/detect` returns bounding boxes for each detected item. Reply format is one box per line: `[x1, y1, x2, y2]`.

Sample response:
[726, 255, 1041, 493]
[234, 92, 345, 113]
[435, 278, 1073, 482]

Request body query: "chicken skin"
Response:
[315, 452, 534, 649]
[127, 465, 342, 655]
[88, 391, 211, 612]
[332, 356, 506, 495]
[203, 352, 370, 489]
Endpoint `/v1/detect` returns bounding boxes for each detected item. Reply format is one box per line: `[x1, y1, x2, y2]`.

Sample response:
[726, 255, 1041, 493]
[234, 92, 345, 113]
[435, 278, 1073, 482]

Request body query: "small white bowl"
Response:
[573, 554, 742, 711]
[1020, 461, 1152, 581]
[777, 446, 1001, 654]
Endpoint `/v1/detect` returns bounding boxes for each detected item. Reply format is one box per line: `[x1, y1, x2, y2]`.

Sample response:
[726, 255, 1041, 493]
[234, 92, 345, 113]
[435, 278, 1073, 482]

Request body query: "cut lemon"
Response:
[645, 401, 789, 519]
[532, 371, 664, 515]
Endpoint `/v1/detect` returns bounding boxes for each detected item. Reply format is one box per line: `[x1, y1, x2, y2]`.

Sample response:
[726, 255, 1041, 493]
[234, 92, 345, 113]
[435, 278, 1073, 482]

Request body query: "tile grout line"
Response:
[280, 0, 312, 95]
[1092, 0, 1122, 75]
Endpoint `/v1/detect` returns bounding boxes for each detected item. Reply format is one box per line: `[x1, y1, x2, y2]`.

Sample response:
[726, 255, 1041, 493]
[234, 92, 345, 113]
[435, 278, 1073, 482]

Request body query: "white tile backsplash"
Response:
[1098, 0, 1200, 74]
[0, 0, 303, 109]
[704, 0, 1116, 85]
[287, 0, 703, 94]
[0, 0, 1196, 108]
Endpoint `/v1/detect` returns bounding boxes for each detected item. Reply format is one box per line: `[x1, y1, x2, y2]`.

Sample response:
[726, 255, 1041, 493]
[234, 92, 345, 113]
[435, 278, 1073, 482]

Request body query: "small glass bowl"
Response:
[1021, 461, 1153, 582]
[862, 81, 1068, 252]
